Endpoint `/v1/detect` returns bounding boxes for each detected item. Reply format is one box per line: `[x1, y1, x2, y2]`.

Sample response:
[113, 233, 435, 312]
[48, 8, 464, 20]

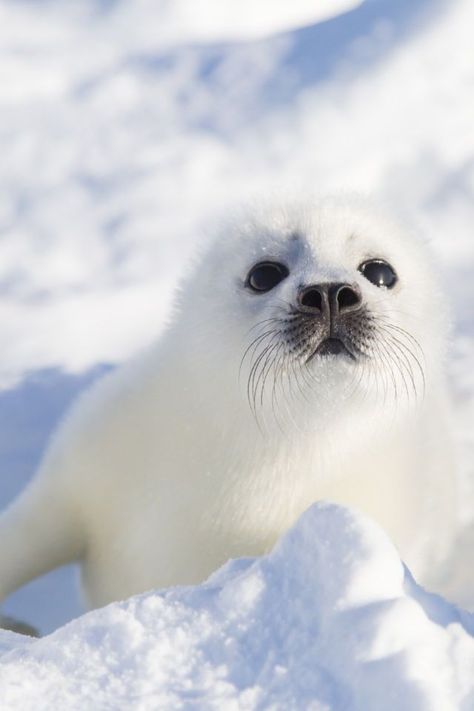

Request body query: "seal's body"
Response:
[0, 197, 456, 611]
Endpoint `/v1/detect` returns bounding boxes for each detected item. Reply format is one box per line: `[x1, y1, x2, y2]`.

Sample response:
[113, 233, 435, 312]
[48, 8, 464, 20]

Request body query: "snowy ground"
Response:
[1, 503, 473, 710]
[0, 0, 473, 706]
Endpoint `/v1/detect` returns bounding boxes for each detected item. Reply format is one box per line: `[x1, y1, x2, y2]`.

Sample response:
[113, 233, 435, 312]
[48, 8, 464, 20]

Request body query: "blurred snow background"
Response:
[0, 0, 473, 634]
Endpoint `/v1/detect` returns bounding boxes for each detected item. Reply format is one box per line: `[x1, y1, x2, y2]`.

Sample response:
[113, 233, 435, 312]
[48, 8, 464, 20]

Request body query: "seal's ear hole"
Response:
[359, 260, 397, 289]
[246, 262, 289, 293]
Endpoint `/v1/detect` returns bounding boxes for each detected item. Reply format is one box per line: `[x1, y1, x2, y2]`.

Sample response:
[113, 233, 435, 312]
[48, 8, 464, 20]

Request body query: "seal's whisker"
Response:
[376, 324, 425, 401]
[376, 319, 426, 359]
[286, 350, 312, 406]
[269, 350, 287, 434]
[245, 317, 286, 337]
[256, 342, 282, 408]
[379, 325, 426, 394]
[248, 342, 275, 417]
[378, 331, 413, 403]
[371, 336, 397, 406]
[242, 296, 426, 431]
[381, 333, 419, 402]
[275, 351, 304, 432]
[240, 328, 280, 380]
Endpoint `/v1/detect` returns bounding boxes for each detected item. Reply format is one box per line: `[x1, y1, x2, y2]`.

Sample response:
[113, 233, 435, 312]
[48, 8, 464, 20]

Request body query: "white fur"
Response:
[0, 196, 456, 610]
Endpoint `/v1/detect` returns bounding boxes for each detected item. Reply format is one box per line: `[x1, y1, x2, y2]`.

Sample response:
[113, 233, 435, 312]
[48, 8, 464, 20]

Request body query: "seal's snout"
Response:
[298, 282, 362, 319]
[330, 283, 362, 315]
[315, 337, 356, 360]
[298, 283, 363, 363]
[298, 285, 324, 311]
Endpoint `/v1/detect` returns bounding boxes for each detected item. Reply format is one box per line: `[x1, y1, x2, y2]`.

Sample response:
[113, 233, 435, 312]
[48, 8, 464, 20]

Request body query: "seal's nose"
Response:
[298, 283, 362, 316]
[329, 283, 362, 315]
[298, 285, 324, 311]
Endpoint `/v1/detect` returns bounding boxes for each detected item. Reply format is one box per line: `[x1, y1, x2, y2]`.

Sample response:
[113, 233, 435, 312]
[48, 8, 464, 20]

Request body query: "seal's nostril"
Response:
[300, 283, 361, 313]
[300, 288, 322, 310]
[336, 286, 361, 312]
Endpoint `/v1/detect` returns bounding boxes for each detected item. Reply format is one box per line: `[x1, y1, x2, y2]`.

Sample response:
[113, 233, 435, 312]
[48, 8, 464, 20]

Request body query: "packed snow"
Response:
[0, 503, 473, 710]
[0, 0, 473, 707]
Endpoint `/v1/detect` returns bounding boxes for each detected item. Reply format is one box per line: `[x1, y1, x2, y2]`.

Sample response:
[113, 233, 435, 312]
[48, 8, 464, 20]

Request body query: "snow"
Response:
[0, 503, 473, 710]
[0, 0, 473, 706]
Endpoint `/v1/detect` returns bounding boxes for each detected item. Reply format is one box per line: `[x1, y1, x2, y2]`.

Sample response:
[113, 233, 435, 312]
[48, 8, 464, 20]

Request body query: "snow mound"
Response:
[0, 503, 473, 710]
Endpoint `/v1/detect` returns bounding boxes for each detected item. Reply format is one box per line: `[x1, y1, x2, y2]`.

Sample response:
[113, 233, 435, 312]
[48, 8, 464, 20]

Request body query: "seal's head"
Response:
[183, 196, 446, 429]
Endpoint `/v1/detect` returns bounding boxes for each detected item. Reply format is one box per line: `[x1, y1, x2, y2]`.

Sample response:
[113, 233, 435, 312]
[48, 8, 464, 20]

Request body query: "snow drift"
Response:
[0, 503, 473, 710]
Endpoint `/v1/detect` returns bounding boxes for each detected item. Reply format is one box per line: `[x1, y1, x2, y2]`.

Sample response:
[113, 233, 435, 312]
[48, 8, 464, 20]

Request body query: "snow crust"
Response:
[0, 503, 473, 710]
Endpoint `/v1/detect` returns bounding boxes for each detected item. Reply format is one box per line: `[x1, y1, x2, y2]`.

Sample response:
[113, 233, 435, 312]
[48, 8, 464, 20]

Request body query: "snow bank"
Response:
[1, 503, 473, 710]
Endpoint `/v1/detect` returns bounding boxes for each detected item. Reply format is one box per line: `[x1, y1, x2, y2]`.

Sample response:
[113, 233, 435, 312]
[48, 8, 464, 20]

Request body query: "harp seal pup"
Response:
[0, 196, 457, 618]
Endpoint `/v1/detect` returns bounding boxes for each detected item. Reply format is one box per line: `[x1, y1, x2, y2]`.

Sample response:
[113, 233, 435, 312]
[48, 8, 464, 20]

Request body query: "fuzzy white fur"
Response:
[0, 196, 456, 611]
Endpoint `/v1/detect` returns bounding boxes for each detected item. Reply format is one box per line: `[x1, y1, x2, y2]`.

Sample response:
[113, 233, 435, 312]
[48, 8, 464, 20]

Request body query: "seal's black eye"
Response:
[246, 262, 289, 293]
[359, 259, 397, 289]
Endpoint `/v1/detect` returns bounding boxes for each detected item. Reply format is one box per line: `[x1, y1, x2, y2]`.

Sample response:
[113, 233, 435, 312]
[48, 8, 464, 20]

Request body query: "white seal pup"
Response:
[0, 196, 456, 617]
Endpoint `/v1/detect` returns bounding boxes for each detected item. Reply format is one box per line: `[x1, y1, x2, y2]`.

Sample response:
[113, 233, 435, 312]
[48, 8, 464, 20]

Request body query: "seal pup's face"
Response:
[189, 197, 446, 429]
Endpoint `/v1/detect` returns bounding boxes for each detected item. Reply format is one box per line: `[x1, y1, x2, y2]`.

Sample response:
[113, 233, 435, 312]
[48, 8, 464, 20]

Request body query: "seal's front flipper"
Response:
[0, 614, 39, 637]
[0, 474, 84, 616]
